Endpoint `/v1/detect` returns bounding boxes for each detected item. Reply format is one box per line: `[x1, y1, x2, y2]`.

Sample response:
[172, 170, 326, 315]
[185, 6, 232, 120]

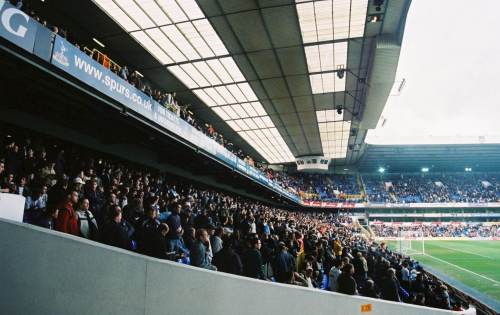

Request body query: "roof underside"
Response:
[28, 0, 411, 166]
[358, 144, 500, 173]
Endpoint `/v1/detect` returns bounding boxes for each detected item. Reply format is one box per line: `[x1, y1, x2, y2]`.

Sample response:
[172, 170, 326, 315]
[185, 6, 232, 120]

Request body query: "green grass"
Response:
[387, 240, 500, 303]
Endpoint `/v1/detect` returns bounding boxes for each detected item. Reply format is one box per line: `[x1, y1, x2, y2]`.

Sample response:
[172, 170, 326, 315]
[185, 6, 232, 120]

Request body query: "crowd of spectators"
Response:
[0, 129, 470, 312]
[371, 223, 500, 238]
[363, 174, 500, 204]
[285, 173, 363, 202]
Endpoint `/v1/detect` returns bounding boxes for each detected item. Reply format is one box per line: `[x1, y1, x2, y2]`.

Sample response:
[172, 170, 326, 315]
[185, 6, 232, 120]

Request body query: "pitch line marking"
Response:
[432, 243, 495, 260]
[423, 254, 500, 285]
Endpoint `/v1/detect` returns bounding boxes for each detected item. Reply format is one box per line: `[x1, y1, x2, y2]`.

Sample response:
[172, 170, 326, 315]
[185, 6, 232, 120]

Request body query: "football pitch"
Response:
[387, 240, 500, 307]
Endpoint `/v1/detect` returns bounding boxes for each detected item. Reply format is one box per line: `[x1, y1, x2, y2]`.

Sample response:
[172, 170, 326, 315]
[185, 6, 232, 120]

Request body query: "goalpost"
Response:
[396, 229, 425, 256]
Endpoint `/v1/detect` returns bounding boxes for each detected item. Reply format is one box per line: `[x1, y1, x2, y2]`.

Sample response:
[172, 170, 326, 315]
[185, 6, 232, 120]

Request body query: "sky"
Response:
[365, 0, 500, 145]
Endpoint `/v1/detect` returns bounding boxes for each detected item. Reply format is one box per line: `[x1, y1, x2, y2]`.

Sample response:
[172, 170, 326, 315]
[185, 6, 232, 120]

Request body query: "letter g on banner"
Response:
[0, 0, 37, 52]
[0, 1, 28, 37]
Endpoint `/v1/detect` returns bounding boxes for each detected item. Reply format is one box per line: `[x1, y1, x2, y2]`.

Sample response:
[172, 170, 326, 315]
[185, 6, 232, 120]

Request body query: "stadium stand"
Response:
[1, 0, 499, 314]
[1, 126, 491, 313]
[363, 174, 500, 204]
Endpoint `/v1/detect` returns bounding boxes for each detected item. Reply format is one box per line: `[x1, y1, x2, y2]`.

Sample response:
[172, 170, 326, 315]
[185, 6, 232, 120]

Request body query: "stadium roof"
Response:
[358, 144, 500, 173]
[32, 0, 411, 165]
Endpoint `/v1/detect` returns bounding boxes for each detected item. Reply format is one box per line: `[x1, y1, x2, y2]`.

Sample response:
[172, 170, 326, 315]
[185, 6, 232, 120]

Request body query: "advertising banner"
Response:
[0, 0, 39, 52]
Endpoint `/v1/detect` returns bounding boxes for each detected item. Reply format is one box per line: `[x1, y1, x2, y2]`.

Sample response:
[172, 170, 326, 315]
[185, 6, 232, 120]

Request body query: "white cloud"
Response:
[366, 0, 500, 145]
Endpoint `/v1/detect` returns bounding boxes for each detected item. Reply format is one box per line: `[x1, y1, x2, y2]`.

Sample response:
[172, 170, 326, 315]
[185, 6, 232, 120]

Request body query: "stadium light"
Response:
[336, 66, 345, 79]
[465, 167, 472, 172]
[421, 167, 429, 172]
[378, 167, 385, 173]
[92, 38, 105, 48]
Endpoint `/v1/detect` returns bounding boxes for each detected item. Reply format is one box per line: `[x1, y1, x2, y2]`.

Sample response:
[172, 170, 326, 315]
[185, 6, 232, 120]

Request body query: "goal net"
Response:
[396, 229, 425, 256]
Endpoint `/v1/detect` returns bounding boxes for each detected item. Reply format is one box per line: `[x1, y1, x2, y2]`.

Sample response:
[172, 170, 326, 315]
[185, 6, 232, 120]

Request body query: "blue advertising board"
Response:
[47, 35, 300, 203]
[0, 0, 39, 52]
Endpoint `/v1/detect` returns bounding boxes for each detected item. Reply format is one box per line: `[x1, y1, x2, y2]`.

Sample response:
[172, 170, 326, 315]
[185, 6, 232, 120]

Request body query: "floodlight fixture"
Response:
[378, 167, 385, 173]
[374, 0, 384, 12]
[92, 38, 105, 48]
[421, 167, 429, 173]
[336, 105, 343, 115]
[336, 66, 345, 79]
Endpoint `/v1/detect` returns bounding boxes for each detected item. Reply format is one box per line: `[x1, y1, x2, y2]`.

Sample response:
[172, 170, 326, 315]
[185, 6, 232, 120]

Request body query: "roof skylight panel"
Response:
[318, 43, 334, 71]
[130, 31, 172, 64]
[253, 117, 267, 129]
[310, 74, 323, 94]
[304, 45, 321, 73]
[296, 2, 317, 43]
[223, 106, 239, 120]
[135, 0, 171, 26]
[156, 0, 188, 23]
[243, 118, 258, 130]
[243, 103, 258, 117]
[180, 63, 210, 87]
[220, 58, 245, 82]
[206, 59, 233, 84]
[251, 102, 267, 116]
[334, 41, 348, 66]
[226, 84, 247, 103]
[176, 0, 205, 20]
[316, 110, 327, 123]
[177, 22, 215, 58]
[146, 28, 186, 63]
[226, 120, 241, 131]
[192, 61, 222, 85]
[349, 0, 368, 37]
[238, 83, 258, 102]
[231, 104, 249, 119]
[296, 0, 367, 42]
[235, 119, 250, 131]
[193, 90, 217, 107]
[167, 65, 198, 88]
[204, 88, 226, 106]
[332, 0, 350, 40]
[161, 25, 199, 60]
[93, 0, 140, 32]
[314, 1, 333, 42]
[215, 86, 237, 104]
[114, 0, 155, 29]
[262, 117, 275, 128]
[193, 19, 229, 56]
[212, 107, 231, 121]
[321, 72, 335, 93]
[334, 74, 346, 92]
[325, 109, 335, 121]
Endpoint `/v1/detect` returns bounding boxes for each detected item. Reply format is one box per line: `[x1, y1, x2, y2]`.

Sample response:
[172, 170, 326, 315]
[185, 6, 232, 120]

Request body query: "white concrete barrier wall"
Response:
[0, 193, 25, 222]
[0, 219, 465, 315]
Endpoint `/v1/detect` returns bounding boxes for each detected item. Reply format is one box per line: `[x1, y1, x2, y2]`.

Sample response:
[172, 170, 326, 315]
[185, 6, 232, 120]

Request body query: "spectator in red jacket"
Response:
[55, 190, 80, 236]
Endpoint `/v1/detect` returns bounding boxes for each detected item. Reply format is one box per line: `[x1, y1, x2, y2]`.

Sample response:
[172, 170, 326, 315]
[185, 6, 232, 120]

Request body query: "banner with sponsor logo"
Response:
[0, 0, 39, 52]
[301, 201, 361, 208]
[365, 202, 500, 208]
